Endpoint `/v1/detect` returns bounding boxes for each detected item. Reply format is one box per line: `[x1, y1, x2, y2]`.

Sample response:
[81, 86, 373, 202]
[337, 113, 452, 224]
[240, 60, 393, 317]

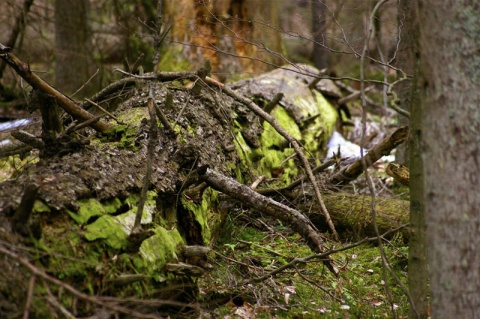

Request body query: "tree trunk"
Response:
[419, 1, 480, 318]
[54, 0, 98, 97]
[164, 0, 282, 80]
[311, 0, 328, 69]
[395, 1, 415, 167]
[395, 1, 430, 318]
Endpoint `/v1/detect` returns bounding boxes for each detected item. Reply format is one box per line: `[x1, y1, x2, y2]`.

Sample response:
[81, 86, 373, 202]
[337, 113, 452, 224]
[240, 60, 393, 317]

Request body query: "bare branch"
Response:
[205, 76, 340, 241]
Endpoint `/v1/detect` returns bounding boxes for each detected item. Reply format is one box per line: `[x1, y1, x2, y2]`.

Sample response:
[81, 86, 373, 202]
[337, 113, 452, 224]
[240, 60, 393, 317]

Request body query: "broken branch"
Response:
[0, 44, 111, 133]
[205, 76, 340, 241]
[199, 166, 336, 274]
[329, 126, 409, 187]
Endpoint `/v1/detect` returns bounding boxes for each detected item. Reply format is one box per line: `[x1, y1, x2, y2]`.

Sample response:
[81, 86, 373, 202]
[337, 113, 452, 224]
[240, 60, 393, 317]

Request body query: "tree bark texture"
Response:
[54, 0, 98, 96]
[164, 0, 282, 80]
[311, 0, 328, 69]
[419, 1, 480, 318]
[396, 1, 429, 318]
[301, 193, 409, 239]
[394, 0, 417, 167]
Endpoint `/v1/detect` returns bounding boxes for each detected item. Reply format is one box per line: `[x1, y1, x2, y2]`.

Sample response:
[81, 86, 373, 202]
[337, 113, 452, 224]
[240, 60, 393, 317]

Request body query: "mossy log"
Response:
[302, 193, 409, 240]
[0, 61, 406, 317]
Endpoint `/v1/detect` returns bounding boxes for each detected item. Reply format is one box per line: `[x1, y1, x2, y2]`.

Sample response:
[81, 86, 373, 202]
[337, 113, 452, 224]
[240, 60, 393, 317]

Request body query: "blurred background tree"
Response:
[0, 0, 400, 96]
[54, 0, 99, 97]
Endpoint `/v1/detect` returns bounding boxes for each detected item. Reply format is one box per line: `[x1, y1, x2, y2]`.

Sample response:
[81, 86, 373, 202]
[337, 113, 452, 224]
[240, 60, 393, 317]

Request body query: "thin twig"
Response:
[84, 98, 125, 124]
[132, 0, 163, 234]
[250, 224, 407, 283]
[44, 283, 77, 319]
[0, 245, 164, 319]
[72, 68, 99, 97]
[23, 275, 36, 319]
[360, 2, 401, 318]
[205, 76, 340, 241]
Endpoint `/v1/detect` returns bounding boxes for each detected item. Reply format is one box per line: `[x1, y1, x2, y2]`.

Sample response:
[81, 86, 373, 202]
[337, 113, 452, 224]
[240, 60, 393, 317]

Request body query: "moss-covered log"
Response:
[302, 193, 409, 240]
[0, 63, 347, 317]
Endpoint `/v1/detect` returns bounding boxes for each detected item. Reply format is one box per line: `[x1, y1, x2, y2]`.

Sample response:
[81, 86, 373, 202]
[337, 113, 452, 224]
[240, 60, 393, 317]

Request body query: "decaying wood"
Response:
[10, 130, 44, 149]
[199, 167, 337, 274]
[12, 184, 38, 236]
[329, 126, 409, 187]
[0, 44, 111, 133]
[300, 192, 409, 239]
[205, 76, 340, 241]
[0, 140, 32, 158]
[0, 53, 411, 317]
[182, 245, 211, 258]
[386, 163, 410, 186]
[132, 95, 158, 234]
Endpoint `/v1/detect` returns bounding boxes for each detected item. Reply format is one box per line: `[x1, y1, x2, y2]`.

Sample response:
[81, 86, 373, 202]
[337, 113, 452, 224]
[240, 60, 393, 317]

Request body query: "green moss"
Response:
[206, 217, 409, 319]
[299, 90, 338, 154]
[139, 227, 185, 275]
[33, 200, 50, 213]
[67, 197, 124, 225]
[84, 215, 128, 249]
[103, 197, 123, 213]
[81, 192, 158, 250]
[231, 88, 337, 186]
[158, 45, 192, 72]
[67, 198, 107, 224]
[181, 188, 217, 245]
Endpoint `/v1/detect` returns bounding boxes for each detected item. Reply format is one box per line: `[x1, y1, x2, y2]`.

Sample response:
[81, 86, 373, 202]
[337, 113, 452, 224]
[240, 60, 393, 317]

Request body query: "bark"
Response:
[164, 0, 282, 79]
[419, 1, 480, 318]
[54, 0, 99, 96]
[311, 0, 328, 69]
[401, 1, 429, 317]
[394, 0, 416, 167]
[301, 193, 409, 239]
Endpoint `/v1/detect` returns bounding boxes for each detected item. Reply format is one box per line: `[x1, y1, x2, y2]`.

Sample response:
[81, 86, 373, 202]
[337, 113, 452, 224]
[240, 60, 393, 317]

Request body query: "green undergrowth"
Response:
[30, 191, 188, 314]
[200, 213, 409, 318]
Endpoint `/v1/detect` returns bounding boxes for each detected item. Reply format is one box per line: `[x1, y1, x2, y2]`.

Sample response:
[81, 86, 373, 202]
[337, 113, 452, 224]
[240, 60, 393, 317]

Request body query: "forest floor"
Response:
[199, 204, 409, 319]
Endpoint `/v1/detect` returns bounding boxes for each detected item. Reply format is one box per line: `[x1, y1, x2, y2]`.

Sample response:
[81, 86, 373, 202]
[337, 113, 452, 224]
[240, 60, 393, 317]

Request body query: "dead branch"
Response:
[329, 126, 408, 187]
[23, 275, 36, 319]
[0, 140, 32, 158]
[0, 44, 111, 133]
[10, 130, 44, 149]
[80, 77, 137, 109]
[205, 76, 340, 241]
[0, 245, 165, 319]
[335, 80, 384, 111]
[12, 183, 38, 236]
[199, 166, 336, 274]
[250, 224, 407, 283]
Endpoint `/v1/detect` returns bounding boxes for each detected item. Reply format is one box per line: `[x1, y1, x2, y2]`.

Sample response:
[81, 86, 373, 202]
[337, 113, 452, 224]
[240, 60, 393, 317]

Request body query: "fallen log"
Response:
[0, 55, 409, 317]
[301, 192, 409, 240]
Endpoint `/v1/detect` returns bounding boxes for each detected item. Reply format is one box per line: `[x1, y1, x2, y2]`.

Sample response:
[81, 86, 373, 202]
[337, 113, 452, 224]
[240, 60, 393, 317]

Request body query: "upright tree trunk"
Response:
[395, 0, 416, 167]
[54, 0, 98, 97]
[395, 1, 430, 318]
[419, 1, 480, 318]
[164, 0, 282, 80]
[311, 0, 328, 69]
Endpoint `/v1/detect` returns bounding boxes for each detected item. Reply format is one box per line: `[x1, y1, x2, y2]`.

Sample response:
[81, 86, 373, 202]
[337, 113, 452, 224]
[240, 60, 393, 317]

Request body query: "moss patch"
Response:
[139, 227, 185, 276]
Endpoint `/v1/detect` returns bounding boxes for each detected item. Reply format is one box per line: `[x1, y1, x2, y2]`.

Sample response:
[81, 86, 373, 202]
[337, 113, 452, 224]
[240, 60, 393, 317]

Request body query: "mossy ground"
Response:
[200, 213, 409, 318]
